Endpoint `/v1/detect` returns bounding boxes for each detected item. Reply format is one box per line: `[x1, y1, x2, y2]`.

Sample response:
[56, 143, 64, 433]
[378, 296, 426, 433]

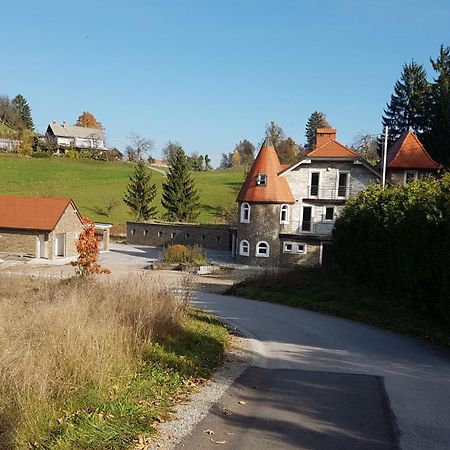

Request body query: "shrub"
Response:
[31, 150, 51, 158]
[65, 148, 79, 159]
[163, 244, 208, 265]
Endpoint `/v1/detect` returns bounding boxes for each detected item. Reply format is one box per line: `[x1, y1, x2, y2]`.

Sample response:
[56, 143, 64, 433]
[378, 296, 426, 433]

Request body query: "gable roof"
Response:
[47, 123, 104, 140]
[307, 140, 360, 158]
[0, 196, 82, 231]
[385, 131, 440, 169]
[237, 138, 295, 204]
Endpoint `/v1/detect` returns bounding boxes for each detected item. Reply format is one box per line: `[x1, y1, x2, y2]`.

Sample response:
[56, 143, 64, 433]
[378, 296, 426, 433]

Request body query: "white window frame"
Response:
[280, 204, 290, 224]
[283, 241, 307, 254]
[240, 202, 251, 223]
[256, 173, 267, 186]
[239, 239, 250, 256]
[404, 170, 418, 184]
[323, 206, 335, 223]
[300, 204, 314, 233]
[309, 170, 321, 197]
[336, 170, 350, 198]
[255, 241, 270, 258]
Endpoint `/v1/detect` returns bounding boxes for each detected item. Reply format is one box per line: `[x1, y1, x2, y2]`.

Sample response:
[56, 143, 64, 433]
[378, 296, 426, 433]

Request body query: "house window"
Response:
[283, 242, 307, 254]
[157, 231, 162, 238]
[297, 243, 307, 254]
[283, 242, 293, 253]
[256, 241, 270, 257]
[338, 172, 349, 197]
[310, 172, 320, 196]
[144, 229, 149, 236]
[240, 202, 250, 223]
[404, 170, 418, 184]
[185, 233, 190, 239]
[301, 206, 313, 232]
[171, 232, 176, 238]
[280, 204, 290, 224]
[216, 236, 221, 242]
[239, 240, 249, 256]
[131, 229, 136, 235]
[324, 206, 335, 222]
[201, 234, 206, 240]
[256, 173, 267, 186]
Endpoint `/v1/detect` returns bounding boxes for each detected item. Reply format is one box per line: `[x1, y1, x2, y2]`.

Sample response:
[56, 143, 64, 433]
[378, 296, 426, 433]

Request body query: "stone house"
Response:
[0, 196, 83, 259]
[235, 129, 381, 267]
[382, 131, 441, 184]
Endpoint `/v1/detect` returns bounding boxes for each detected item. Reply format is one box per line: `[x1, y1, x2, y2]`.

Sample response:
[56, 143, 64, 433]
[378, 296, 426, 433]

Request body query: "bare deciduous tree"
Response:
[126, 132, 154, 161]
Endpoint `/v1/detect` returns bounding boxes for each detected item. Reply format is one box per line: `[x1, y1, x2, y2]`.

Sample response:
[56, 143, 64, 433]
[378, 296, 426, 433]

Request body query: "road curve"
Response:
[189, 292, 450, 450]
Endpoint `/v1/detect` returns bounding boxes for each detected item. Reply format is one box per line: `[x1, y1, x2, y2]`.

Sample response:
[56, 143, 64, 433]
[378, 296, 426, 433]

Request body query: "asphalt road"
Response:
[180, 292, 450, 450]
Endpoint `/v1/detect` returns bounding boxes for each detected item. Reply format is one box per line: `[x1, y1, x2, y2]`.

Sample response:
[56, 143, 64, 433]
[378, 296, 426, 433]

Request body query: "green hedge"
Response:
[333, 174, 450, 320]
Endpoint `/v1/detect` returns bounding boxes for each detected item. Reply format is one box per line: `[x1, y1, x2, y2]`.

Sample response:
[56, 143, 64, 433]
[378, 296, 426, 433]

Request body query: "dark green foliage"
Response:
[162, 148, 200, 222]
[123, 160, 157, 221]
[333, 174, 450, 321]
[305, 111, 330, 150]
[204, 154, 212, 170]
[425, 46, 450, 165]
[12, 94, 34, 130]
[382, 61, 431, 147]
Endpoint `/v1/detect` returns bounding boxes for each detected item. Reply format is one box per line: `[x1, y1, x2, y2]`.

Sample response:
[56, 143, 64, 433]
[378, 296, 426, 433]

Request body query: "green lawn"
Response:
[0, 155, 244, 224]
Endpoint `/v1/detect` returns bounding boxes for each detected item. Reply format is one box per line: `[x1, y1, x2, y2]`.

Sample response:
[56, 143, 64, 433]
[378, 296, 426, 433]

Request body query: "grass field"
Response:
[0, 155, 244, 224]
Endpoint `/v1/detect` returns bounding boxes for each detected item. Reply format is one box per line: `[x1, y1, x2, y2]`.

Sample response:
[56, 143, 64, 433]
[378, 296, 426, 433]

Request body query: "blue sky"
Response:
[2, 0, 449, 165]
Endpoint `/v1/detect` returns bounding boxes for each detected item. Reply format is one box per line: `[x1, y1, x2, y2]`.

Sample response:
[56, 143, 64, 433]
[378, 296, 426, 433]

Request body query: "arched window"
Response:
[240, 202, 250, 223]
[280, 204, 290, 224]
[239, 240, 250, 256]
[256, 241, 270, 257]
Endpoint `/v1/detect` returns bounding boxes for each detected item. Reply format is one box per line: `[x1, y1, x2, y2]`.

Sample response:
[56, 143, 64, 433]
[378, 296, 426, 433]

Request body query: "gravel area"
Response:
[145, 334, 255, 450]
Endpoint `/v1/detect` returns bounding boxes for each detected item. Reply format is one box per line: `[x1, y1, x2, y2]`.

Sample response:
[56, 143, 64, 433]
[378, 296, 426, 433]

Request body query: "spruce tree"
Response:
[426, 45, 450, 165]
[12, 94, 34, 131]
[123, 160, 157, 221]
[305, 111, 330, 150]
[162, 147, 200, 222]
[382, 61, 431, 147]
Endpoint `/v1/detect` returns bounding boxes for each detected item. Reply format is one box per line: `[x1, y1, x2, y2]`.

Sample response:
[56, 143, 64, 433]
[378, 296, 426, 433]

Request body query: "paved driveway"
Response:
[182, 292, 450, 450]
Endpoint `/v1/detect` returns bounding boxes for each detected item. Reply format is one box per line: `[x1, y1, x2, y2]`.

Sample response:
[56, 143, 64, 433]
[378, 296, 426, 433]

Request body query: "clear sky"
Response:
[2, 0, 449, 165]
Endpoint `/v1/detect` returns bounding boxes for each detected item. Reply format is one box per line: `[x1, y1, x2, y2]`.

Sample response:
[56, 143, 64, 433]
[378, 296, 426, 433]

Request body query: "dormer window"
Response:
[256, 173, 267, 186]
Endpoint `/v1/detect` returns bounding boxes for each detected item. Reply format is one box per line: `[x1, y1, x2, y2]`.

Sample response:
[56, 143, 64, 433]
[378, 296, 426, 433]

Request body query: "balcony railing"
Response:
[281, 221, 334, 236]
[306, 186, 353, 199]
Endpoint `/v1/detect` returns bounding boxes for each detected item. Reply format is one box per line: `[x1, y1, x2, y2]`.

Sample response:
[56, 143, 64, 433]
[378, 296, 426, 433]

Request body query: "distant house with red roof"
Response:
[0, 196, 83, 259]
[235, 129, 381, 267]
[383, 131, 441, 184]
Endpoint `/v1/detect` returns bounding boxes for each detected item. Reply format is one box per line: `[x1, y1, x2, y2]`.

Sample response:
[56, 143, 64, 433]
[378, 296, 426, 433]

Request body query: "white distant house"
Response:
[0, 138, 20, 152]
[46, 122, 106, 152]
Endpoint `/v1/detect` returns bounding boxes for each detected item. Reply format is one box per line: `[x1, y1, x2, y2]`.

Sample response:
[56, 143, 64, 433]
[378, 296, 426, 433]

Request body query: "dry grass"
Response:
[163, 244, 208, 265]
[0, 274, 190, 449]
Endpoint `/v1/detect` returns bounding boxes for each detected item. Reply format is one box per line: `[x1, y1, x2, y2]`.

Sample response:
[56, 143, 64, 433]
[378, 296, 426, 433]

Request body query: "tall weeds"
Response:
[0, 274, 189, 448]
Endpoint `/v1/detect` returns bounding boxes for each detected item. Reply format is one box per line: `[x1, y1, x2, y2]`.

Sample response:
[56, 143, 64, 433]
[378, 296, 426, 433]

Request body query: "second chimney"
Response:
[316, 128, 337, 148]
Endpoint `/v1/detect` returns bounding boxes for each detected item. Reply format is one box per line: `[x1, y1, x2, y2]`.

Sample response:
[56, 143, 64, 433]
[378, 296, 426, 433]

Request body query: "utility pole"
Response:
[382, 126, 388, 188]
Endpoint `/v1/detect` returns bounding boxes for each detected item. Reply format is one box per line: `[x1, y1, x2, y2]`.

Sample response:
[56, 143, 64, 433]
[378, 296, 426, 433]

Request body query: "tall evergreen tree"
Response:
[426, 45, 450, 165]
[162, 147, 200, 222]
[123, 160, 157, 221]
[305, 111, 330, 150]
[381, 61, 431, 147]
[12, 94, 34, 131]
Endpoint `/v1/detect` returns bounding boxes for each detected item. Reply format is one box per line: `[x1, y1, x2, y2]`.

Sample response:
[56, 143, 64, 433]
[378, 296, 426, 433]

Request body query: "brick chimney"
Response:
[316, 128, 337, 148]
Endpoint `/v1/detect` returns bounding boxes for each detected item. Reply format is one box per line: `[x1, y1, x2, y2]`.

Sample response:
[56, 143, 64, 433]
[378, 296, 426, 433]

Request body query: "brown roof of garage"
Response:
[0, 196, 81, 231]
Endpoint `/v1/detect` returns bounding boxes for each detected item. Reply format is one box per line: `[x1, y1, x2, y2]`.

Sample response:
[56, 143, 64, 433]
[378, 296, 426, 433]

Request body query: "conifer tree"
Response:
[12, 94, 34, 130]
[305, 111, 330, 150]
[123, 160, 157, 221]
[162, 147, 200, 222]
[426, 45, 450, 164]
[382, 61, 431, 147]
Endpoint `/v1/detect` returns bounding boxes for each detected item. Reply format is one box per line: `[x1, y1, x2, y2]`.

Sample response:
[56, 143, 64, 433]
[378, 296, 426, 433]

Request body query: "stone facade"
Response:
[0, 203, 82, 259]
[386, 168, 437, 185]
[127, 221, 231, 251]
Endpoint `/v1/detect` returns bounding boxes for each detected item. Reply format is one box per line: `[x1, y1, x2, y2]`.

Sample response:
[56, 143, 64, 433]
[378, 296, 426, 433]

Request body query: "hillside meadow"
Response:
[0, 155, 244, 224]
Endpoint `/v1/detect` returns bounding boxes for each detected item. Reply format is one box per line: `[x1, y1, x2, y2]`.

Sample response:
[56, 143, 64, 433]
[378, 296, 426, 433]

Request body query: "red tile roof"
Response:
[386, 131, 440, 169]
[237, 139, 294, 204]
[0, 196, 81, 231]
[307, 140, 360, 158]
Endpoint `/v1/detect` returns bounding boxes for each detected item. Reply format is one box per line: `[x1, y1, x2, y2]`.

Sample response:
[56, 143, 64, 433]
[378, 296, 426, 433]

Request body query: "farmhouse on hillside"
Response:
[0, 196, 83, 259]
[45, 122, 122, 159]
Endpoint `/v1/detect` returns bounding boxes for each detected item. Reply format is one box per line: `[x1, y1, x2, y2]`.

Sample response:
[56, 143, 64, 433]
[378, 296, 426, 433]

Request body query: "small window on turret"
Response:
[256, 173, 267, 186]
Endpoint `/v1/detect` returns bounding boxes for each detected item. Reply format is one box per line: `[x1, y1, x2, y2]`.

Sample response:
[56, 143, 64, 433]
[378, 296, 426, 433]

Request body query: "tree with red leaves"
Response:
[72, 218, 110, 276]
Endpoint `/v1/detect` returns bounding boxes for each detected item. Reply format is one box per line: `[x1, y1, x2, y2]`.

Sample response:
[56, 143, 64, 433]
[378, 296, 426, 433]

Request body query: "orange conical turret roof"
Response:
[236, 138, 294, 204]
[386, 131, 440, 169]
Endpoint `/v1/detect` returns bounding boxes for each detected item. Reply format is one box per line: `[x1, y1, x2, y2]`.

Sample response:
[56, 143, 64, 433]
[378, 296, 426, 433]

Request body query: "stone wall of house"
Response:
[0, 229, 39, 256]
[127, 221, 231, 251]
[50, 203, 84, 259]
[236, 203, 282, 266]
[278, 238, 321, 267]
[387, 168, 437, 185]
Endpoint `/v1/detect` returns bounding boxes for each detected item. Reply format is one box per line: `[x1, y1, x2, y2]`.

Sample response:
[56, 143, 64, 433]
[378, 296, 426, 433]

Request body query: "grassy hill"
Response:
[0, 155, 244, 224]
